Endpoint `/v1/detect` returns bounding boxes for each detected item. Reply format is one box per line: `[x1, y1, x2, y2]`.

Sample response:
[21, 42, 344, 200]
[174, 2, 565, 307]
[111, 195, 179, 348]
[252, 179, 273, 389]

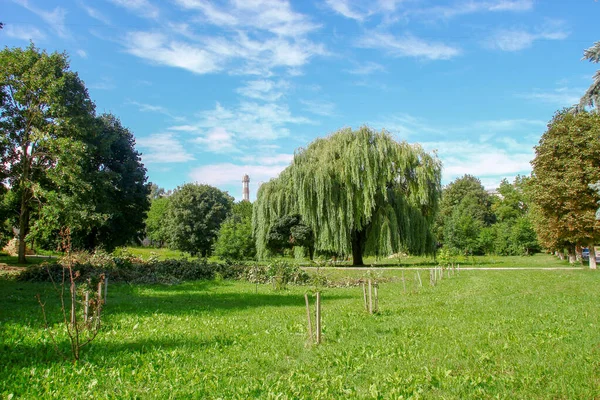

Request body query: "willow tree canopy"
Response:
[253, 126, 442, 265]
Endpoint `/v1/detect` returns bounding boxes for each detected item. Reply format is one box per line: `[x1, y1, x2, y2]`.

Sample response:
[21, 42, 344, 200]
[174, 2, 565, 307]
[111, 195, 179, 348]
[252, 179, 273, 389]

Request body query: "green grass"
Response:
[116, 246, 196, 260]
[2, 264, 599, 398]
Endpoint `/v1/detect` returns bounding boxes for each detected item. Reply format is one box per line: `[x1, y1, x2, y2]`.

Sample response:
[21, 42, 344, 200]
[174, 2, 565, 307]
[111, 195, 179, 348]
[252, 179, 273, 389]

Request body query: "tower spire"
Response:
[242, 174, 250, 202]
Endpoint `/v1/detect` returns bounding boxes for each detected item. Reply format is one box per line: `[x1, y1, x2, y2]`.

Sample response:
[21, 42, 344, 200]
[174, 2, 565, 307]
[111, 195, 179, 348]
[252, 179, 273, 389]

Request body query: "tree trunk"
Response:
[17, 191, 29, 264]
[351, 230, 365, 266]
[568, 246, 577, 264]
[589, 243, 597, 270]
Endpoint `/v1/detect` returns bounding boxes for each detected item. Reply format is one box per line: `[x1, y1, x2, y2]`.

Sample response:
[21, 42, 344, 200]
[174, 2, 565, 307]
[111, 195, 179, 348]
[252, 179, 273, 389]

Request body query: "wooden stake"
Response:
[104, 276, 108, 304]
[416, 270, 422, 287]
[368, 279, 373, 314]
[97, 280, 103, 303]
[315, 292, 321, 344]
[374, 284, 379, 313]
[70, 282, 76, 325]
[304, 293, 313, 342]
[362, 282, 368, 311]
[84, 291, 89, 322]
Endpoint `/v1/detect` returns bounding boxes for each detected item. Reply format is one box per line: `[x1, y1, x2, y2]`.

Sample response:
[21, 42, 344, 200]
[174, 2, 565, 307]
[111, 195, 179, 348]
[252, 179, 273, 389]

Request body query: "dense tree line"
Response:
[0, 44, 149, 261]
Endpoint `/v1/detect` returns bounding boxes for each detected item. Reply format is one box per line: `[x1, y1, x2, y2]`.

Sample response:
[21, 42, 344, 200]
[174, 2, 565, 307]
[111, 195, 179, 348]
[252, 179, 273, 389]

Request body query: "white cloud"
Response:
[236, 80, 291, 102]
[76, 49, 87, 58]
[300, 99, 336, 117]
[137, 133, 195, 164]
[88, 77, 115, 90]
[415, 0, 533, 20]
[421, 139, 535, 187]
[238, 154, 294, 165]
[12, 0, 69, 38]
[189, 162, 291, 200]
[373, 114, 445, 138]
[519, 87, 583, 107]
[486, 24, 569, 52]
[170, 102, 311, 142]
[325, 0, 369, 21]
[128, 100, 184, 121]
[3, 24, 46, 41]
[174, 0, 320, 37]
[345, 61, 386, 75]
[78, 3, 110, 25]
[124, 32, 221, 74]
[108, 0, 159, 19]
[358, 32, 461, 60]
[191, 127, 238, 153]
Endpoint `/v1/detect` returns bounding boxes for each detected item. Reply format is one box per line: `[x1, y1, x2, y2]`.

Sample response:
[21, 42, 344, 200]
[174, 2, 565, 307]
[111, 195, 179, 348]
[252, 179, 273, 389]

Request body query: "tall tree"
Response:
[0, 44, 95, 262]
[165, 183, 233, 256]
[578, 41, 600, 112]
[529, 110, 600, 268]
[145, 196, 170, 247]
[74, 114, 150, 250]
[213, 201, 256, 260]
[436, 175, 494, 245]
[253, 127, 441, 266]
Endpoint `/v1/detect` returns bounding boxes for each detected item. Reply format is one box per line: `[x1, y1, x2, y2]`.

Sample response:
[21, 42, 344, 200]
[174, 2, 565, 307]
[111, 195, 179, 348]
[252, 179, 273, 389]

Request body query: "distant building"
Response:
[487, 189, 503, 199]
[242, 174, 250, 201]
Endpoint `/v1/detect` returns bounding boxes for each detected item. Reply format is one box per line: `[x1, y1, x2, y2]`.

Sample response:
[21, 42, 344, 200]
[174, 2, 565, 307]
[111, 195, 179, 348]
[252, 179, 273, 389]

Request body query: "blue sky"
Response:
[2, 0, 598, 201]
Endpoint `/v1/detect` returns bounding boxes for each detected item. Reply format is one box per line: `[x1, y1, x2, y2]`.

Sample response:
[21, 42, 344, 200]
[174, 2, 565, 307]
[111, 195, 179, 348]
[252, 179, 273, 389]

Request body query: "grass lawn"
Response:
[1, 264, 599, 398]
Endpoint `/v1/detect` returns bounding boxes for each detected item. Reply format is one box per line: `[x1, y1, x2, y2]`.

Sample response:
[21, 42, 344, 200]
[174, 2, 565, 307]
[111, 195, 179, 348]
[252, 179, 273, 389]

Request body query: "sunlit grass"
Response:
[1, 265, 599, 398]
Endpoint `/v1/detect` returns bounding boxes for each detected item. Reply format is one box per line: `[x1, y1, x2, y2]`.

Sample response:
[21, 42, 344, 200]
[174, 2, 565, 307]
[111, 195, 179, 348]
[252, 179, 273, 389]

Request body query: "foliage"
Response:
[253, 126, 441, 265]
[529, 110, 600, 251]
[444, 194, 485, 255]
[0, 44, 96, 262]
[578, 41, 600, 112]
[265, 214, 314, 259]
[2, 263, 599, 398]
[213, 201, 255, 260]
[436, 175, 493, 245]
[145, 197, 170, 247]
[165, 183, 233, 257]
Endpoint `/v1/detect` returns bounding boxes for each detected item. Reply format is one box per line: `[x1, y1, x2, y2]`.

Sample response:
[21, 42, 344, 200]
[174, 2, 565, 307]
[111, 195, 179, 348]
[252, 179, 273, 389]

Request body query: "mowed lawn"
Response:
[1, 266, 599, 398]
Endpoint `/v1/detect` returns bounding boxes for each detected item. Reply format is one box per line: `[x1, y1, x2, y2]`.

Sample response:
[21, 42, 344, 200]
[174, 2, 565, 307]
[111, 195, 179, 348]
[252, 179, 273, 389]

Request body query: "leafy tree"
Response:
[529, 110, 600, 268]
[166, 183, 233, 256]
[213, 201, 255, 260]
[436, 175, 494, 244]
[444, 194, 484, 255]
[265, 214, 314, 259]
[148, 183, 166, 200]
[578, 41, 600, 112]
[145, 197, 170, 247]
[253, 127, 441, 266]
[0, 44, 95, 262]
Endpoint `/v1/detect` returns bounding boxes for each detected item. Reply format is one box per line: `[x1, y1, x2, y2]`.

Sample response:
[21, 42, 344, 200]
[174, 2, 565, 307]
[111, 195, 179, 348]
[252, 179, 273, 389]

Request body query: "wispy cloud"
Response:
[300, 99, 336, 117]
[137, 133, 194, 163]
[78, 3, 110, 25]
[189, 162, 290, 200]
[191, 127, 238, 154]
[358, 32, 461, 60]
[519, 86, 583, 107]
[416, 0, 533, 20]
[236, 80, 291, 102]
[108, 0, 159, 20]
[88, 77, 115, 90]
[170, 102, 311, 142]
[2, 24, 46, 41]
[485, 25, 569, 51]
[325, 0, 370, 21]
[128, 100, 184, 121]
[76, 49, 87, 58]
[421, 139, 535, 188]
[12, 0, 69, 38]
[345, 61, 386, 75]
[174, 0, 320, 37]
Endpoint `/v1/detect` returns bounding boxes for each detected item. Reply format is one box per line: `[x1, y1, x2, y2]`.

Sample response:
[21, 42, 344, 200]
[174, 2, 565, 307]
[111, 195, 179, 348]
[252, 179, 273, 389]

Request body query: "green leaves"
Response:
[530, 110, 600, 251]
[253, 126, 441, 265]
[166, 183, 233, 256]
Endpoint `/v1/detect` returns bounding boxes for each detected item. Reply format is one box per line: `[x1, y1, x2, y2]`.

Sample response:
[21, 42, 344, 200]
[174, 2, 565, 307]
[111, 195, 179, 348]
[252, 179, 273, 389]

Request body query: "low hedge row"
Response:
[16, 254, 312, 286]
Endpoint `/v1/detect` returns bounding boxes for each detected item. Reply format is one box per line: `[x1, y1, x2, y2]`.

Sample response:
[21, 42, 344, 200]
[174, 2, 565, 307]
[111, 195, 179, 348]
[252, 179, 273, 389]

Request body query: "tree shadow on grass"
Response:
[108, 280, 352, 317]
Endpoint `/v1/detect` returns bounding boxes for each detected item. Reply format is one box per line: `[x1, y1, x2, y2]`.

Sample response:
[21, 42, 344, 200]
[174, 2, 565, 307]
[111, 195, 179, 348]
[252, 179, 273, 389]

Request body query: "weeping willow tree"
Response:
[253, 126, 442, 265]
